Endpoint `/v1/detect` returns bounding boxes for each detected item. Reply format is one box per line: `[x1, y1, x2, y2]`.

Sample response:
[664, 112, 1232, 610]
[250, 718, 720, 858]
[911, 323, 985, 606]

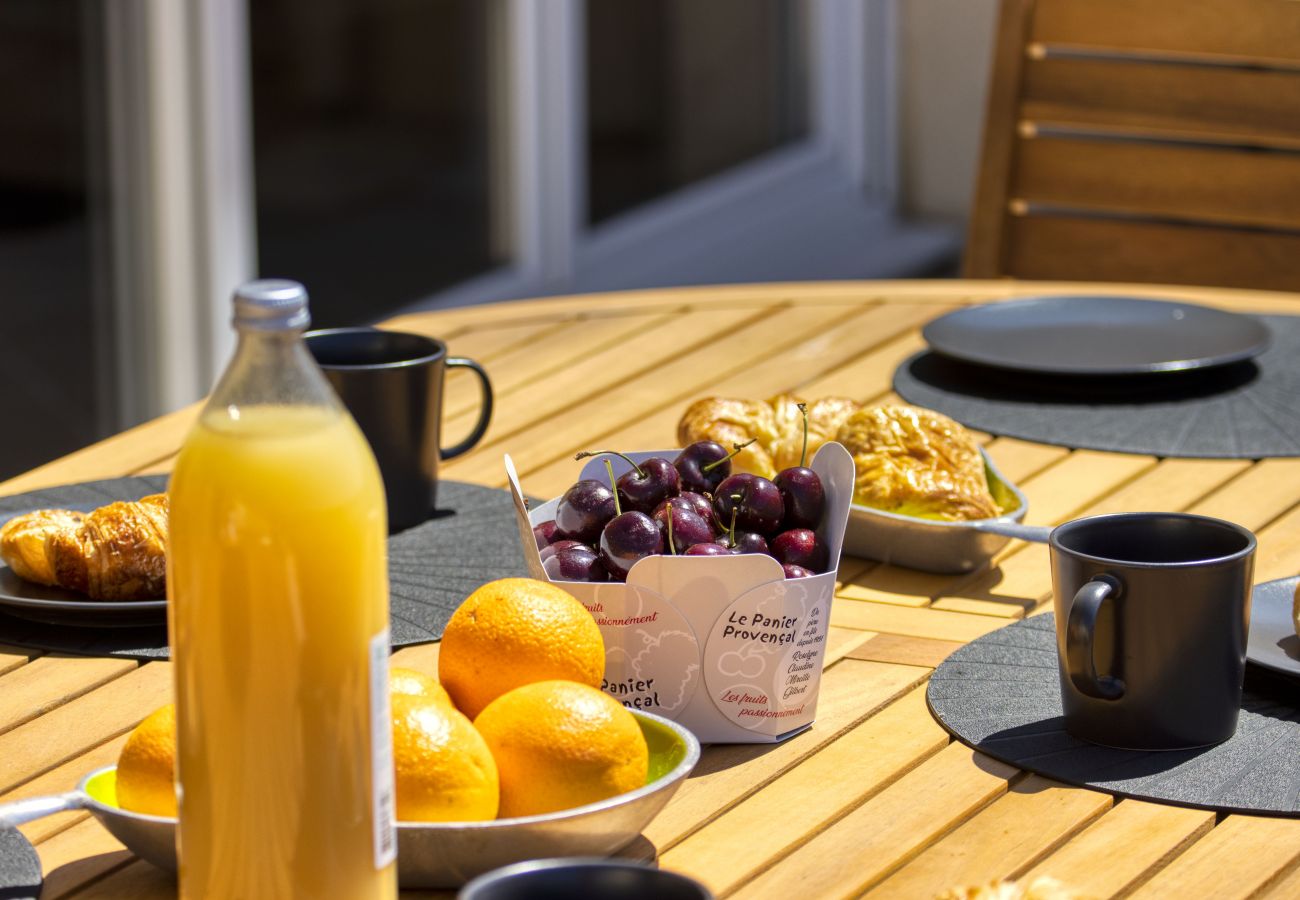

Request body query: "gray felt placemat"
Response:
[895, 314, 1300, 459]
[0, 828, 41, 900]
[928, 615, 1300, 816]
[0, 477, 529, 661]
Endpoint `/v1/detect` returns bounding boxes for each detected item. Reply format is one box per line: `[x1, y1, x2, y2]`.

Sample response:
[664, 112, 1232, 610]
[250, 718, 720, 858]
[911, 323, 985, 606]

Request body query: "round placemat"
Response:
[895, 313, 1300, 459]
[0, 477, 529, 661]
[0, 828, 42, 900]
[928, 614, 1300, 817]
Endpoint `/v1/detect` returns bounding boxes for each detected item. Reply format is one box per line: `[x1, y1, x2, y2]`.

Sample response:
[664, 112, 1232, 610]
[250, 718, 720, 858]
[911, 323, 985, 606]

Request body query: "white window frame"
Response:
[426, 0, 950, 311]
[117, 0, 952, 423]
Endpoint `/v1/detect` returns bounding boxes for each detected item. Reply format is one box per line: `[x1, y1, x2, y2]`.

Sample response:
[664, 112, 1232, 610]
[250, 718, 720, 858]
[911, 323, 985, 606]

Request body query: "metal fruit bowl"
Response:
[842, 448, 1045, 574]
[0, 708, 700, 889]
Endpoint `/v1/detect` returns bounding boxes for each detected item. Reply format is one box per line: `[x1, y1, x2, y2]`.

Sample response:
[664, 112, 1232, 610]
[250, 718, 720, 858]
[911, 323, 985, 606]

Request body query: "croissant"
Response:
[838, 405, 999, 521]
[0, 509, 84, 585]
[677, 394, 862, 479]
[0, 494, 168, 601]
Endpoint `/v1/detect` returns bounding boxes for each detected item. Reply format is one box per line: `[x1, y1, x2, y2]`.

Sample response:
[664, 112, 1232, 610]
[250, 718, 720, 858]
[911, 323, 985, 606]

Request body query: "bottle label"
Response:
[370, 629, 396, 869]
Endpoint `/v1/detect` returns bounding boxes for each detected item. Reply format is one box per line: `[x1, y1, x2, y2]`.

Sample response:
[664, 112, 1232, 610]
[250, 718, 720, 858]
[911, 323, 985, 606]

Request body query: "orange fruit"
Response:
[116, 704, 177, 817]
[473, 680, 648, 818]
[438, 578, 605, 718]
[389, 666, 453, 707]
[393, 694, 498, 822]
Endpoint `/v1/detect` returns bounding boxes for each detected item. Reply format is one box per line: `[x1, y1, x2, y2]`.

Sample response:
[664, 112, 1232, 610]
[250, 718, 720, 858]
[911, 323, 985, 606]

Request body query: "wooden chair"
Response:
[964, 0, 1300, 292]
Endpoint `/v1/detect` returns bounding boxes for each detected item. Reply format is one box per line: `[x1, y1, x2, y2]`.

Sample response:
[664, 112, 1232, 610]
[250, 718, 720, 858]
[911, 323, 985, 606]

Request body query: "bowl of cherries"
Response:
[503, 428, 854, 743]
[523, 408, 849, 584]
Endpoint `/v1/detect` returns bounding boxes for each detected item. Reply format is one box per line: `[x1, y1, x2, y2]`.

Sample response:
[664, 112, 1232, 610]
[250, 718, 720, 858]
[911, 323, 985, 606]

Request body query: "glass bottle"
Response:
[168, 280, 396, 899]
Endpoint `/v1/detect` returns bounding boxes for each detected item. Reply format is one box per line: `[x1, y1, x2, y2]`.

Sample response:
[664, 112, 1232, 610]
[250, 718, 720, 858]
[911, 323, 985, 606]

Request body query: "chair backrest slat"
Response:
[965, 0, 1300, 291]
[1006, 215, 1300, 292]
[1030, 0, 1300, 67]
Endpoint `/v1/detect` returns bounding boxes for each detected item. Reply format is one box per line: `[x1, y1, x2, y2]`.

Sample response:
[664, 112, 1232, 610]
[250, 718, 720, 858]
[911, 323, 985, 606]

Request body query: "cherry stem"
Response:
[702, 438, 757, 474]
[604, 459, 622, 517]
[666, 508, 676, 555]
[576, 450, 645, 479]
[798, 402, 809, 468]
[727, 499, 740, 545]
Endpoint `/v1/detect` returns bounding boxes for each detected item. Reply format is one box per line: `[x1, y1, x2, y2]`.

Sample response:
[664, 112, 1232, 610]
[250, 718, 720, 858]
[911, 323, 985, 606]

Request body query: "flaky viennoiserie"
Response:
[838, 405, 998, 520]
[677, 394, 861, 478]
[0, 509, 84, 585]
[1, 494, 168, 600]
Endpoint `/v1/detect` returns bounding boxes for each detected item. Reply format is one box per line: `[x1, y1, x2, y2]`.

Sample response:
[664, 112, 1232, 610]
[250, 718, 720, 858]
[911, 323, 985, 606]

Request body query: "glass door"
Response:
[248, 0, 501, 328]
[24, 0, 933, 439]
[0, 0, 120, 479]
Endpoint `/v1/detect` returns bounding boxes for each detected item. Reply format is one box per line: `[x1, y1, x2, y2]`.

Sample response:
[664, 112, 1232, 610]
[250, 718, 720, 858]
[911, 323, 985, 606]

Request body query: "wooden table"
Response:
[5, 279, 1300, 899]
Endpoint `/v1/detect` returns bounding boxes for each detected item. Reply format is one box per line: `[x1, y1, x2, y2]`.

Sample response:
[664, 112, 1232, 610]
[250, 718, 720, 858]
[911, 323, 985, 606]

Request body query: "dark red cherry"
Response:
[770, 528, 828, 573]
[652, 501, 714, 552]
[685, 542, 734, 556]
[543, 545, 609, 582]
[714, 473, 784, 535]
[540, 539, 586, 563]
[782, 564, 815, 579]
[616, 456, 680, 514]
[674, 441, 730, 494]
[533, 520, 559, 550]
[773, 467, 825, 530]
[722, 531, 769, 555]
[677, 491, 717, 530]
[555, 480, 617, 544]
[598, 511, 665, 582]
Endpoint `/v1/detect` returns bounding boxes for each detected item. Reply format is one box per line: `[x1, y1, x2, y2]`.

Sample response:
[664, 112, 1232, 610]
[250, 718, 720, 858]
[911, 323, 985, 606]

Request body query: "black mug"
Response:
[1050, 512, 1255, 751]
[458, 859, 713, 900]
[305, 328, 493, 532]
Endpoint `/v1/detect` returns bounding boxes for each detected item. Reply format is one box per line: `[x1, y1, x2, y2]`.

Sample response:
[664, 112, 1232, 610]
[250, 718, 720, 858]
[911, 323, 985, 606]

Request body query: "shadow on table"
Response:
[902, 352, 1261, 406]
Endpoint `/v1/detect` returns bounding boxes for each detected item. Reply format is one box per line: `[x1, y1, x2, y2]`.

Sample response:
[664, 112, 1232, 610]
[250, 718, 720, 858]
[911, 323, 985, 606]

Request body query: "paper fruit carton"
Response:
[504, 443, 854, 743]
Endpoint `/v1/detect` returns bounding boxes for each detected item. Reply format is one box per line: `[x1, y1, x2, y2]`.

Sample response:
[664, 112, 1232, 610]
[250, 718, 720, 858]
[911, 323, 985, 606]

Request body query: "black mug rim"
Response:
[459, 857, 711, 899]
[304, 327, 446, 370]
[1049, 511, 1257, 569]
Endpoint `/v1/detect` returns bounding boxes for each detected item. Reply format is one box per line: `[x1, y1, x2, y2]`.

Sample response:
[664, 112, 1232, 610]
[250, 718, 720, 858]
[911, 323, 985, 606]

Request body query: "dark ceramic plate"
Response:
[1247, 576, 1300, 679]
[921, 295, 1272, 375]
[0, 495, 167, 628]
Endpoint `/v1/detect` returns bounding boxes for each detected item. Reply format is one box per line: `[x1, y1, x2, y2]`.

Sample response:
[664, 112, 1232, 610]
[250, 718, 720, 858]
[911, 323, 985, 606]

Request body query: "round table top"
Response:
[5, 279, 1300, 899]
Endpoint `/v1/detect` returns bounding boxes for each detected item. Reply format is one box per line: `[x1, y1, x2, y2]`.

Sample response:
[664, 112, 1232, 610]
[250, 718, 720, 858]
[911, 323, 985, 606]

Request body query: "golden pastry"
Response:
[677, 394, 861, 478]
[1, 494, 168, 601]
[838, 405, 999, 521]
[768, 394, 862, 472]
[935, 877, 1087, 900]
[0, 508, 84, 585]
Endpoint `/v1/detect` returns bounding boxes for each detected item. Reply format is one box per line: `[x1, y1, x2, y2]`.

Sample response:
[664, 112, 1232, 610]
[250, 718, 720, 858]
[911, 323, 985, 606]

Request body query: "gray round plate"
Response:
[0, 477, 531, 660]
[1248, 577, 1300, 679]
[922, 295, 1272, 375]
[0, 828, 42, 899]
[928, 614, 1300, 817]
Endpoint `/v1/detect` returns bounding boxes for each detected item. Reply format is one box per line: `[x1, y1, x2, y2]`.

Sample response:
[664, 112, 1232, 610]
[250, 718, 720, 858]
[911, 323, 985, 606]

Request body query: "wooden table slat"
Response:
[1018, 799, 1215, 899]
[660, 687, 948, 895]
[0, 656, 137, 737]
[730, 744, 1020, 899]
[1126, 814, 1300, 899]
[863, 775, 1113, 899]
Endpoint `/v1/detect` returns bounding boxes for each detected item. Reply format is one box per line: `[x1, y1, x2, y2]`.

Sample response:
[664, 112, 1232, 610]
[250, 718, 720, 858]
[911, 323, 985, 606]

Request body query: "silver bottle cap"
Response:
[232, 279, 311, 331]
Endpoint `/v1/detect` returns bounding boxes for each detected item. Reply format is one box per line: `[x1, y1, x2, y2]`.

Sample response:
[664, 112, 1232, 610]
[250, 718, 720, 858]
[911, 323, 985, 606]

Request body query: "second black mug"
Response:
[1049, 511, 1256, 751]
[306, 328, 493, 532]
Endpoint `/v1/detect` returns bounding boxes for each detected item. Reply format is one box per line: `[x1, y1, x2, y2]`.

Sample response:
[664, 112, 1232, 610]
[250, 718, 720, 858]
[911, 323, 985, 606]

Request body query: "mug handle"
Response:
[442, 357, 494, 460]
[1065, 574, 1126, 701]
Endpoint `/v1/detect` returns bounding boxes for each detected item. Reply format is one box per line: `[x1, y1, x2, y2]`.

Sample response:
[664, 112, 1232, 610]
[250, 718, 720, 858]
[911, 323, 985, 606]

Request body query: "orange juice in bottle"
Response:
[168, 281, 396, 899]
